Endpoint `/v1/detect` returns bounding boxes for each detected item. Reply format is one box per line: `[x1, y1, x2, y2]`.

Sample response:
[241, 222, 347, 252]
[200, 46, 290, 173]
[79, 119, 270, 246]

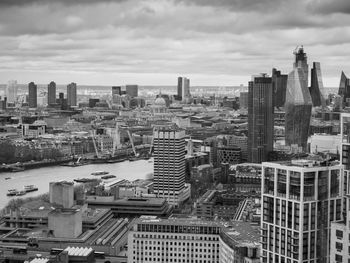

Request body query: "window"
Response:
[336, 230, 343, 239]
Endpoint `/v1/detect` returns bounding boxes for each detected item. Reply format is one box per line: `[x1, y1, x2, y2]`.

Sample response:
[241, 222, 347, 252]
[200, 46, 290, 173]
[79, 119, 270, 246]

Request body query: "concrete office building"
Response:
[67, 82, 77, 107]
[49, 181, 74, 208]
[153, 126, 187, 207]
[126, 85, 138, 98]
[272, 68, 288, 108]
[261, 160, 343, 263]
[28, 82, 37, 108]
[48, 208, 82, 238]
[177, 77, 191, 101]
[6, 80, 18, 104]
[248, 74, 274, 163]
[127, 218, 260, 263]
[309, 62, 326, 107]
[285, 47, 312, 150]
[47, 81, 56, 106]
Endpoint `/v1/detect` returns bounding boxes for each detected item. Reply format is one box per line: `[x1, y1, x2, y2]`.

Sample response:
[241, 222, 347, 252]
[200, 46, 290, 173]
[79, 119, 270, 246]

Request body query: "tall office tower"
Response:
[28, 82, 37, 108]
[177, 77, 191, 101]
[67, 82, 77, 107]
[153, 126, 186, 207]
[125, 85, 138, 98]
[239, 91, 248, 108]
[261, 160, 343, 263]
[47, 81, 56, 106]
[285, 46, 312, 151]
[112, 86, 122, 96]
[309, 62, 326, 107]
[6, 80, 18, 104]
[247, 74, 274, 163]
[272, 68, 288, 108]
[338, 71, 350, 106]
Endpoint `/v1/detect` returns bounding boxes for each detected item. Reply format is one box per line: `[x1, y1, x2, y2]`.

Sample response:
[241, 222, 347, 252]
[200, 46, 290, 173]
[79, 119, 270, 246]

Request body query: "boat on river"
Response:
[7, 189, 18, 196]
[91, 171, 109, 176]
[24, 185, 38, 193]
[101, 175, 116, 180]
[74, 178, 99, 183]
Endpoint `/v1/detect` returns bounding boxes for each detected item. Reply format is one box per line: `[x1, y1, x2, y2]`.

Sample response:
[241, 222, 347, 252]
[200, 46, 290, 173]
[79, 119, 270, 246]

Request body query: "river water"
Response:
[0, 159, 154, 209]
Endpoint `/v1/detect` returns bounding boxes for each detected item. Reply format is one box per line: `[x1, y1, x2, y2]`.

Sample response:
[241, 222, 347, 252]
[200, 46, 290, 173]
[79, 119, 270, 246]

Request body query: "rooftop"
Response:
[64, 246, 94, 257]
[221, 221, 260, 247]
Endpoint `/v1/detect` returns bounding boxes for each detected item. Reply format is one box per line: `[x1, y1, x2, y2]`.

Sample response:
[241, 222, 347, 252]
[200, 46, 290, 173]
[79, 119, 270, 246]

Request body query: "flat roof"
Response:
[64, 246, 94, 257]
[136, 218, 221, 227]
[221, 221, 260, 247]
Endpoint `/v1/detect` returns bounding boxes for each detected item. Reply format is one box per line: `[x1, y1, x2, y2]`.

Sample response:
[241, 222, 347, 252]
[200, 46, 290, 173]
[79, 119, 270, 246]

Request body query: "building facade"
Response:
[247, 74, 274, 163]
[28, 82, 37, 108]
[261, 160, 343, 263]
[47, 81, 56, 106]
[67, 82, 77, 107]
[153, 126, 186, 207]
[126, 85, 138, 98]
[6, 80, 18, 104]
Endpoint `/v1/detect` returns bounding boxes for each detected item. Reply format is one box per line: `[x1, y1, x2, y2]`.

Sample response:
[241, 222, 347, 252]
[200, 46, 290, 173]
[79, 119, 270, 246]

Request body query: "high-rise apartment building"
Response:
[329, 113, 350, 263]
[309, 62, 326, 107]
[285, 46, 312, 150]
[67, 82, 77, 107]
[177, 77, 190, 101]
[247, 74, 274, 163]
[261, 160, 343, 263]
[28, 82, 37, 108]
[272, 68, 288, 108]
[6, 80, 18, 104]
[47, 81, 56, 106]
[153, 126, 186, 207]
[126, 85, 138, 98]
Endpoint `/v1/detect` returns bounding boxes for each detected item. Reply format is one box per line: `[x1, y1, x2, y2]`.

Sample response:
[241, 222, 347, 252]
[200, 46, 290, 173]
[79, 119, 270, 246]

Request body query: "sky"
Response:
[0, 0, 349, 87]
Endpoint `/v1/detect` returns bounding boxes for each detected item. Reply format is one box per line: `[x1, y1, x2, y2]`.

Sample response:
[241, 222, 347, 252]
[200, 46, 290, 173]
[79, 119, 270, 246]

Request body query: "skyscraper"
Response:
[261, 160, 343, 263]
[153, 125, 186, 207]
[67, 82, 77, 107]
[47, 81, 56, 106]
[272, 68, 288, 108]
[247, 74, 274, 163]
[309, 62, 326, 107]
[338, 71, 350, 106]
[285, 46, 312, 150]
[28, 82, 37, 108]
[177, 77, 190, 101]
[125, 85, 138, 98]
[6, 80, 18, 104]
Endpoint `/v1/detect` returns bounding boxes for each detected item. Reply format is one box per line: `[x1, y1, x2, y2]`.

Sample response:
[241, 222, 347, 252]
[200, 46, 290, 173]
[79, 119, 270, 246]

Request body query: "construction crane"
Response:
[90, 130, 100, 158]
[127, 130, 138, 157]
[149, 127, 155, 155]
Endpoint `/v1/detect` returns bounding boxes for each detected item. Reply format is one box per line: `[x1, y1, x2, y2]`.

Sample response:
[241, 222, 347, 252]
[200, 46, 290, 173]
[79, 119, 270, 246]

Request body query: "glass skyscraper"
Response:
[285, 47, 312, 150]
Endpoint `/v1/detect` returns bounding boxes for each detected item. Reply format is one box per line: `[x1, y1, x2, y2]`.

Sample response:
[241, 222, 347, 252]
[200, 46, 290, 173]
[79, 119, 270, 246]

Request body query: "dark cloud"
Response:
[0, 0, 126, 6]
[310, 0, 350, 14]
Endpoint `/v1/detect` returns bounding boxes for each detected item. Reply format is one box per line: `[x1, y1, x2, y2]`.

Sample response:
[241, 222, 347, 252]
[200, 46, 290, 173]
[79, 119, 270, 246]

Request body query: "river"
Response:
[0, 159, 154, 209]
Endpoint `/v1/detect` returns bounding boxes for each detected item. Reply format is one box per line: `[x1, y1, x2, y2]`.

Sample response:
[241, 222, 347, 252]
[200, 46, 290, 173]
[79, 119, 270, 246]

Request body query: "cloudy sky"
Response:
[0, 0, 349, 86]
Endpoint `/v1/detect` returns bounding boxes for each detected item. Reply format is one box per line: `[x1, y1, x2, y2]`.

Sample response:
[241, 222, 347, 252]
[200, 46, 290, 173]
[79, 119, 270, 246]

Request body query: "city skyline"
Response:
[0, 0, 349, 86]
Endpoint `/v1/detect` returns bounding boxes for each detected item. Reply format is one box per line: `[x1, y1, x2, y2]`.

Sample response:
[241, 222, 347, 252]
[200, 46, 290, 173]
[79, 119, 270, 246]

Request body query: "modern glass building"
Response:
[248, 74, 274, 163]
[285, 47, 312, 150]
[67, 82, 77, 107]
[272, 68, 288, 108]
[309, 62, 326, 107]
